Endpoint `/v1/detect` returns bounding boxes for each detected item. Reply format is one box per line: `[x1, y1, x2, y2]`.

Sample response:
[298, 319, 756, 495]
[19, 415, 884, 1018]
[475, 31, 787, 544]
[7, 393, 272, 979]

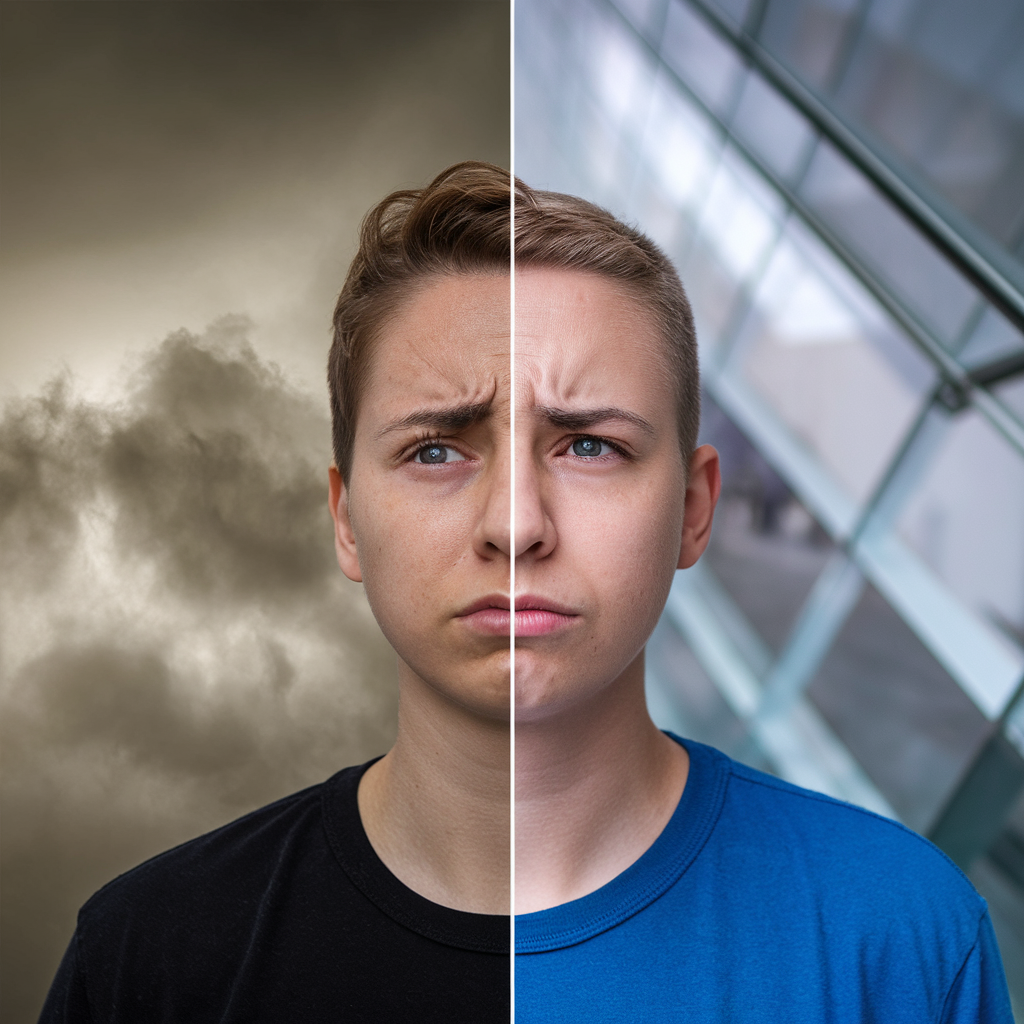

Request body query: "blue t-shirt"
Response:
[515, 738, 1013, 1022]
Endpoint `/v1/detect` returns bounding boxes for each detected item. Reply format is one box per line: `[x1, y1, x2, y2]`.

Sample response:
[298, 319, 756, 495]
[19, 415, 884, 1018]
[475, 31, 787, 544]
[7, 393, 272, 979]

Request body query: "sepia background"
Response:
[0, 3, 510, 1019]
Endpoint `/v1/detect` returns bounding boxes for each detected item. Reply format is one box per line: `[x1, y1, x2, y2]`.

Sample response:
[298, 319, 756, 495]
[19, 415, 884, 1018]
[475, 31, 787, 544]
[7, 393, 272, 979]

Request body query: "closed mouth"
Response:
[514, 595, 576, 616]
[457, 595, 511, 617]
[455, 595, 512, 637]
[514, 595, 578, 637]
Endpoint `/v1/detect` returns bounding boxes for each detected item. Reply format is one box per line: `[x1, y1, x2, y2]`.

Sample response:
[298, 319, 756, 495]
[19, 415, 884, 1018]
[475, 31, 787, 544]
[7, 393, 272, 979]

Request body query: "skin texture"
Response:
[514, 267, 720, 913]
[329, 272, 511, 915]
[325, 266, 718, 916]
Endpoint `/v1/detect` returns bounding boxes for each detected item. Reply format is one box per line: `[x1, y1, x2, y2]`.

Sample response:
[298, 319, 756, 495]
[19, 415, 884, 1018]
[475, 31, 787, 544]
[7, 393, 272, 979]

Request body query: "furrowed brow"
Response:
[377, 400, 493, 438]
[536, 406, 656, 437]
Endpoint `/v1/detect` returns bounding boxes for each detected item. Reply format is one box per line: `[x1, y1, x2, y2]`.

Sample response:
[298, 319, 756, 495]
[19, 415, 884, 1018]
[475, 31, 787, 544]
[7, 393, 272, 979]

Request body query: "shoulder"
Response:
[76, 771, 343, 944]
[46, 764, 379, 1022]
[715, 750, 985, 933]
[723, 754, 972, 879]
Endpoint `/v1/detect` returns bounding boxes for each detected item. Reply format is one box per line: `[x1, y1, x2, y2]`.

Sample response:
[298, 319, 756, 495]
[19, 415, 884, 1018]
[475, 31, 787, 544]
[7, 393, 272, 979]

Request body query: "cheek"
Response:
[568, 475, 686, 658]
[616, 510, 680, 621]
[353, 484, 476, 621]
[568, 474, 684, 581]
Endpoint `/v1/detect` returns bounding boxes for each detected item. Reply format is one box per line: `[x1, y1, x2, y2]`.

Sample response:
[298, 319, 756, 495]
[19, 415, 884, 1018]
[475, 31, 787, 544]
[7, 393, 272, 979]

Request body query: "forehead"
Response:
[362, 273, 511, 413]
[515, 268, 672, 407]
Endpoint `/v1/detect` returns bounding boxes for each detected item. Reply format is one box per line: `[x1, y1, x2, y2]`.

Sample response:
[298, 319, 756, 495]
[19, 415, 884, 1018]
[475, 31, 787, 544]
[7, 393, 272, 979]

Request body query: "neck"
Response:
[514, 652, 688, 914]
[358, 662, 510, 915]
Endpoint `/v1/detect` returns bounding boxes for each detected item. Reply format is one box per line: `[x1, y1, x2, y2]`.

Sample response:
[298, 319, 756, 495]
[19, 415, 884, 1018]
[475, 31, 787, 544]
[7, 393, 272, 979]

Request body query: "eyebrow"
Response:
[376, 400, 493, 439]
[536, 406, 656, 437]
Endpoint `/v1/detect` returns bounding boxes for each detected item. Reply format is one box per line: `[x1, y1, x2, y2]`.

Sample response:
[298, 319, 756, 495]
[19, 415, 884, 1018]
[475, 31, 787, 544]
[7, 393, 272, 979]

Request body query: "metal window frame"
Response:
[678, 0, 1024, 341]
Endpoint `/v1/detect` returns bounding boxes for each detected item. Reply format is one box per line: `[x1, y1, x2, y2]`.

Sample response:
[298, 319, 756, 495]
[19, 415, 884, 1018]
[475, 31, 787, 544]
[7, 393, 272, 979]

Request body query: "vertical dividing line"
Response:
[509, 0, 516, 1015]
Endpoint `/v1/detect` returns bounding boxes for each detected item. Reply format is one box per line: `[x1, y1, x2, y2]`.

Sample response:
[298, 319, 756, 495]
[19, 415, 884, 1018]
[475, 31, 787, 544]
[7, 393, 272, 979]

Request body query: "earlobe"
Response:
[677, 445, 721, 571]
[328, 466, 363, 583]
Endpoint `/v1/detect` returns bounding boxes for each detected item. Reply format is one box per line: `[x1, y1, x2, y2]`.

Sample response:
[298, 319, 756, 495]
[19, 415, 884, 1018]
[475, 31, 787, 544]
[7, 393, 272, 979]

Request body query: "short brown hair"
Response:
[329, 161, 511, 483]
[515, 179, 700, 459]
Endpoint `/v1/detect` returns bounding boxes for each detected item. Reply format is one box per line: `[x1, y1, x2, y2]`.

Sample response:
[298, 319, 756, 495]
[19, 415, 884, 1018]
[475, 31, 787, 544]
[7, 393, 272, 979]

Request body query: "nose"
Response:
[514, 445, 556, 560]
[473, 444, 512, 559]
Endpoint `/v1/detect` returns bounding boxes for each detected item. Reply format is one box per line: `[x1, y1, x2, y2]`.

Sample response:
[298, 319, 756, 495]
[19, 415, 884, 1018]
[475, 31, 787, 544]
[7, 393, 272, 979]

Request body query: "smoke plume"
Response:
[0, 321, 397, 1021]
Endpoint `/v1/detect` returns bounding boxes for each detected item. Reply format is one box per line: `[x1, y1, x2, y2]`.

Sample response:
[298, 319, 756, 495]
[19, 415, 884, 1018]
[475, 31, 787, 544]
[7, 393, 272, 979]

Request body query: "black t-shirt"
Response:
[39, 760, 510, 1022]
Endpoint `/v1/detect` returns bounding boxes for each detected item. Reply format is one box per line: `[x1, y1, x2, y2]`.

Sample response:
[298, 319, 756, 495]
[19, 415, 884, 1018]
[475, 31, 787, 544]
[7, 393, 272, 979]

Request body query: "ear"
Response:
[328, 466, 363, 583]
[677, 444, 721, 570]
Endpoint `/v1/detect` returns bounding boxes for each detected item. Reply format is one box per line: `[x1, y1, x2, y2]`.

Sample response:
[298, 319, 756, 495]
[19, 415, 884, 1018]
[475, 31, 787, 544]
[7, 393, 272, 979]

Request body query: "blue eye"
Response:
[414, 444, 465, 464]
[572, 437, 608, 458]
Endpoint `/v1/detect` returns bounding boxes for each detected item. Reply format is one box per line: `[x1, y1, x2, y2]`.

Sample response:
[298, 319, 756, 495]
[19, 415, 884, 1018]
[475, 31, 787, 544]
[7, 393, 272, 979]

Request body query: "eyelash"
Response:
[564, 434, 631, 461]
[402, 433, 465, 463]
[400, 433, 629, 462]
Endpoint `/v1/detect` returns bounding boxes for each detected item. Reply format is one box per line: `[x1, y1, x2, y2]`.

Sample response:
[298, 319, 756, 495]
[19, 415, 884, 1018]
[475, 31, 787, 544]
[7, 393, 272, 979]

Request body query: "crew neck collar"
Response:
[322, 759, 510, 954]
[515, 736, 731, 953]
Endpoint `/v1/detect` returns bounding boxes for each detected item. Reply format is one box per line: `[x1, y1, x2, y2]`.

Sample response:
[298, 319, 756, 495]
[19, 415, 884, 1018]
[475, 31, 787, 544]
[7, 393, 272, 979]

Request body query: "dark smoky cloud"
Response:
[104, 322, 337, 606]
[0, 323, 397, 1023]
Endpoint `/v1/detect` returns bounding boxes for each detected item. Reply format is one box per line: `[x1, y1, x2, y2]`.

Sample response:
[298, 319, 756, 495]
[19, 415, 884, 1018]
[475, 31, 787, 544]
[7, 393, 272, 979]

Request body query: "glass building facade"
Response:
[516, 0, 1024, 1010]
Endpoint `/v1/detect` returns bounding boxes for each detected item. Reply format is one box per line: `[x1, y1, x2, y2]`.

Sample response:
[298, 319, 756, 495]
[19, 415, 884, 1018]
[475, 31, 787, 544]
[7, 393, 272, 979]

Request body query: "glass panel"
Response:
[730, 218, 936, 507]
[987, 767, 1024, 891]
[516, 0, 570, 87]
[806, 583, 993, 832]
[992, 374, 1024, 430]
[836, 0, 1024, 253]
[661, 0, 744, 116]
[865, 0, 1022, 86]
[698, 151, 783, 279]
[630, 72, 721, 261]
[611, 0, 666, 42]
[641, 72, 720, 215]
[518, 4, 633, 205]
[577, 95, 643, 206]
[895, 406, 1024, 655]
[730, 69, 817, 183]
[757, 0, 860, 89]
[800, 140, 981, 348]
[1009, 690, 1024, 761]
[517, 0, 589, 108]
[646, 614, 770, 769]
[625, 168, 695, 267]
[515, 0, 593, 193]
[969, 786, 1024, 1011]
[958, 305, 1024, 370]
[515, 85, 587, 196]
[583, 4, 659, 140]
[701, 393, 836, 653]
[683, 147, 784, 351]
[706, 0, 753, 28]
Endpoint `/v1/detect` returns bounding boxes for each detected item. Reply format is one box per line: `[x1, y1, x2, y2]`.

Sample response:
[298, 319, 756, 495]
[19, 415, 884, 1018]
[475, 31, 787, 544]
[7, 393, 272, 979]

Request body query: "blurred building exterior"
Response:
[516, 0, 1024, 1010]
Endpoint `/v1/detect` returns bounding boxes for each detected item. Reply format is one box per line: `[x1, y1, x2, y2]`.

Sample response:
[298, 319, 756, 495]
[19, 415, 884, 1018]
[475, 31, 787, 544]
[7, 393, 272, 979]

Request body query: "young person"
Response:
[511, 181, 1014, 1022]
[39, 163, 513, 1023]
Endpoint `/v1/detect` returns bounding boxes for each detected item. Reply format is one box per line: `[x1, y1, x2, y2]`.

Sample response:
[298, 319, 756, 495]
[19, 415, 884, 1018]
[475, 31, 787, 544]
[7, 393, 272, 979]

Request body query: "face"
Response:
[514, 268, 719, 722]
[330, 273, 511, 721]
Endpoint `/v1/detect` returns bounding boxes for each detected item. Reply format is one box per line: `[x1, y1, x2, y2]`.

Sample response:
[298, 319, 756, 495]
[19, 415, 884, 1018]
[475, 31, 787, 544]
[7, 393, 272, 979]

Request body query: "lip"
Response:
[455, 594, 511, 636]
[514, 594, 579, 637]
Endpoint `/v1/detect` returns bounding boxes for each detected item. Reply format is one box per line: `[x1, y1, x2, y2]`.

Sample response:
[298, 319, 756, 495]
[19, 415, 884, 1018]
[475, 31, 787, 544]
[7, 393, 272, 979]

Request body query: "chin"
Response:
[437, 665, 512, 724]
[452, 687, 512, 724]
[513, 663, 591, 724]
[513, 644, 646, 724]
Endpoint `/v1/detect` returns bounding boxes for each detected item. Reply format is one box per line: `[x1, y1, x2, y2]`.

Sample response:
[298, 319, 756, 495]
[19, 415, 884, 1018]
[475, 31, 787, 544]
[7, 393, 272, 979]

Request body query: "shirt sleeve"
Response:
[37, 932, 93, 1024]
[939, 910, 1014, 1024]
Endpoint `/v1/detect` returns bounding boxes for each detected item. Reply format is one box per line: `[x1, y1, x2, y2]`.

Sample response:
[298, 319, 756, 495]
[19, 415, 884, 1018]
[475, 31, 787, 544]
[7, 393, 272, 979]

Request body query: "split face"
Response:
[329, 267, 720, 722]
